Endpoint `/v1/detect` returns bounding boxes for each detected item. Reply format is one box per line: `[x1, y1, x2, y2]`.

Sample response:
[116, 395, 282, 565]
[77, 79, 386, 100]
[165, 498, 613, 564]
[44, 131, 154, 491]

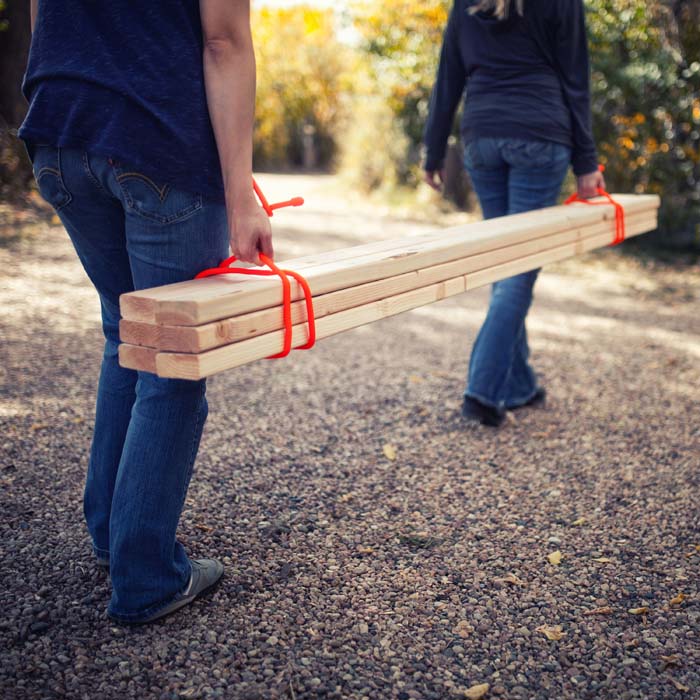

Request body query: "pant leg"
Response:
[496, 140, 572, 407]
[464, 139, 570, 408]
[102, 158, 229, 621]
[29, 146, 137, 559]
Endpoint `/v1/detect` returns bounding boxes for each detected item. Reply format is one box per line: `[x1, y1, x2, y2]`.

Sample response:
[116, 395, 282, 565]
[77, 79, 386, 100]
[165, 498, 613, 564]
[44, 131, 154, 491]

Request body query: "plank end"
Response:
[120, 292, 157, 323]
[155, 300, 205, 326]
[118, 344, 158, 375]
[155, 352, 204, 380]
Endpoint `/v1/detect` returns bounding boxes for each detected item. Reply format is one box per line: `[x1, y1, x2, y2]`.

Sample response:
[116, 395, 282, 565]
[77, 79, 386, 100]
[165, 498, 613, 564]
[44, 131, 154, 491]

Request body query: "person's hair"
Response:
[469, 0, 524, 20]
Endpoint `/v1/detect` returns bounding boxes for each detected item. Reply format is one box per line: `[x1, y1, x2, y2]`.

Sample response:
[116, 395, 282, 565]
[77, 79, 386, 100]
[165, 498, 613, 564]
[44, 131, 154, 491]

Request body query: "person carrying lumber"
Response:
[19, 1, 272, 623]
[424, 0, 605, 427]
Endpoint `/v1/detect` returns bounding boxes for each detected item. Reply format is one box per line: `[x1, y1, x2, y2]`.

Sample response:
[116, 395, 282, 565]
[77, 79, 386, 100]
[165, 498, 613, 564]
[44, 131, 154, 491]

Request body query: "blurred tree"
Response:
[252, 6, 350, 170]
[0, 0, 34, 201]
[588, 0, 700, 249]
[346, 0, 699, 248]
[344, 1, 451, 192]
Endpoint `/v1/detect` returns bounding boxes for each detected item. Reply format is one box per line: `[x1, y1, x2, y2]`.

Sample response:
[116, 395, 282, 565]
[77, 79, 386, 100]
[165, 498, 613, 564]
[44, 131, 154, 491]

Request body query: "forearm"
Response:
[203, 38, 257, 211]
[424, 8, 465, 171]
[30, 0, 37, 31]
[555, 0, 598, 175]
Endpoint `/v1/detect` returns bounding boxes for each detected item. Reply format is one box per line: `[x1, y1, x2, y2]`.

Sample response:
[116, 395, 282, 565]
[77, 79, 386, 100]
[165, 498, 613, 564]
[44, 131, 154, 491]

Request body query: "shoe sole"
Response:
[110, 568, 224, 625]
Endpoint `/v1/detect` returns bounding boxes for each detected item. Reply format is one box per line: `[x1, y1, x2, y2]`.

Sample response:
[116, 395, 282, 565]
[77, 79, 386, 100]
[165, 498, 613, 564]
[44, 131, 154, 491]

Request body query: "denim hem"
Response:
[93, 545, 110, 559]
[106, 563, 192, 623]
[504, 388, 542, 410]
[464, 390, 504, 411]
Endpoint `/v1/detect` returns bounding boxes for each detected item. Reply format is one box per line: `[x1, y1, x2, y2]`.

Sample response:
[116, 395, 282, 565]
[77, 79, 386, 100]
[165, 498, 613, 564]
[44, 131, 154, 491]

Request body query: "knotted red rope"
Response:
[564, 167, 626, 246]
[194, 179, 315, 359]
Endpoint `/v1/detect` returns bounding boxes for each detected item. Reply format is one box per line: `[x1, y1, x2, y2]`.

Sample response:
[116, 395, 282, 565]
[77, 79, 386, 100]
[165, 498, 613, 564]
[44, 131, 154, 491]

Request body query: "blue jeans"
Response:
[463, 137, 571, 410]
[29, 145, 228, 622]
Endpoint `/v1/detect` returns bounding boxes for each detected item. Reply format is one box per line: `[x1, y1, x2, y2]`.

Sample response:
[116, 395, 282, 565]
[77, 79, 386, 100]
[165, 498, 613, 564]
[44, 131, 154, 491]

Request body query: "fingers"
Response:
[260, 231, 274, 260]
[232, 242, 260, 265]
[231, 215, 274, 265]
[424, 171, 442, 191]
[577, 169, 608, 199]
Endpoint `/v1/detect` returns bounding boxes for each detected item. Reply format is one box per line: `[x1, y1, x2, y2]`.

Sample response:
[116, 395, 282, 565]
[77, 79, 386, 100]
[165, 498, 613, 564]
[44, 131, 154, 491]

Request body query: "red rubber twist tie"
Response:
[194, 180, 314, 359]
[564, 166, 625, 246]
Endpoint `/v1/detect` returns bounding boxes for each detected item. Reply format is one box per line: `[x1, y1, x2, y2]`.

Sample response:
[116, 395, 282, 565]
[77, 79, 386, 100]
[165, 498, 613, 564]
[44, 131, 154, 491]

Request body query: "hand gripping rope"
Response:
[194, 179, 315, 359]
[564, 166, 626, 246]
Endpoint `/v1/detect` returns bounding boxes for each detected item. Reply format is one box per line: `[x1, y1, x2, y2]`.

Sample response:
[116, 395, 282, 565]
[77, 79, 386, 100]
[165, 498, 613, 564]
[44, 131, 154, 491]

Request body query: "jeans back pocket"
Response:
[31, 145, 72, 212]
[113, 166, 203, 225]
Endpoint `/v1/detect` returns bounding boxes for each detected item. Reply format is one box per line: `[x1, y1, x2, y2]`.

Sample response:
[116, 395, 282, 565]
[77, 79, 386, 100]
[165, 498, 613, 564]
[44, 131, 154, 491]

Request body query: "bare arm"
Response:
[30, 0, 38, 31]
[200, 0, 272, 264]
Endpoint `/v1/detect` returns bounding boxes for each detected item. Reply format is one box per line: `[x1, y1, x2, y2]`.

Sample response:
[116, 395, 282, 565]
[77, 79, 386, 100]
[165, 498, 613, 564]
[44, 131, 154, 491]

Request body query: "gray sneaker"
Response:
[138, 558, 224, 624]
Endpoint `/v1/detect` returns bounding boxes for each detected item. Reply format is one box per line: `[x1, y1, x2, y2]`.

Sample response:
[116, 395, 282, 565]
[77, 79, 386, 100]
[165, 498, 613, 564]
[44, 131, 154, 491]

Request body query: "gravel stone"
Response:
[1, 178, 699, 699]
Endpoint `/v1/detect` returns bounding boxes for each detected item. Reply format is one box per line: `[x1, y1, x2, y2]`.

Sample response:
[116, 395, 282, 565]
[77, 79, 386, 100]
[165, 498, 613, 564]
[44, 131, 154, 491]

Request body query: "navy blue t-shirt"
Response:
[20, 0, 225, 202]
[424, 0, 598, 176]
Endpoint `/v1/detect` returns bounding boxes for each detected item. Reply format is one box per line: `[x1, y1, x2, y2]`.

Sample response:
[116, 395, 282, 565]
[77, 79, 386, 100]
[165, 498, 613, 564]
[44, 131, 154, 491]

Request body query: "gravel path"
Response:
[1, 175, 699, 700]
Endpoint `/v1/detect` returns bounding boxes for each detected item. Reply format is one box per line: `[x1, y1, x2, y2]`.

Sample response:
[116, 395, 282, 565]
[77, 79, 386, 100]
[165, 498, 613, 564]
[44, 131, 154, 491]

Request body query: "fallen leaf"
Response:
[495, 572, 525, 587]
[583, 606, 614, 616]
[463, 683, 490, 699]
[572, 517, 587, 526]
[661, 654, 681, 667]
[453, 620, 473, 638]
[383, 444, 397, 461]
[592, 557, 614, 564]
[409, 374, 424, 384]
[669, 679, 690, 693]
[356, 545, 374, 555]
[536, 624, 566, 641]
[338, 492, 354, 503]
[548, 551, 562, 566]
[628, 607, 649, 615]
[669, 593, 686, 606]
[30, 423, 48, 431]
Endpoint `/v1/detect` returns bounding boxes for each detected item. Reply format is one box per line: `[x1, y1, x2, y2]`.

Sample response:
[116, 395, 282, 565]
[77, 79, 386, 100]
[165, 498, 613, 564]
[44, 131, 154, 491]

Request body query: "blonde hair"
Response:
[469, 0, 524, 20]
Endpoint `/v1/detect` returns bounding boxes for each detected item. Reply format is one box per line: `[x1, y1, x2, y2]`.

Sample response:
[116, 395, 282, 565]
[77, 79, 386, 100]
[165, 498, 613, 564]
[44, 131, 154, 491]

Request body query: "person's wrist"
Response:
[231, 190, 258, 211]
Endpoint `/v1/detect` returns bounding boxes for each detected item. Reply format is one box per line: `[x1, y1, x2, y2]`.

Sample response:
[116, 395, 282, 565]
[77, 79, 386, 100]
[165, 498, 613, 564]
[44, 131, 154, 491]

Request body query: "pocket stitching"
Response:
[116, 172, 170, 202]
[114, 169, 203, 225]
[33, 149, 72, 211]
[36, 166, 61, 179]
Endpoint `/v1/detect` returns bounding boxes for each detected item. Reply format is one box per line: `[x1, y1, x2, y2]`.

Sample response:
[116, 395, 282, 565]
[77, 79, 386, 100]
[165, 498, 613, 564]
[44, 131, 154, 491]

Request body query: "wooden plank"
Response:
[120, 195, 660, 325]
[116, 213, 654, 379]
[152, 197, 658, 326]
[118, 202, 602, 321]
[118, 344, 158, 375]
[119, 211, 654, 353]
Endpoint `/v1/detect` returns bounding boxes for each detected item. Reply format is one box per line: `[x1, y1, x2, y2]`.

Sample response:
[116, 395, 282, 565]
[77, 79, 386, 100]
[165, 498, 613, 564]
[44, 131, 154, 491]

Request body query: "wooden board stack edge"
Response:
[118, 210, 657, 380]
[119, 195, 659, 327]
[120, 210, 654, 354]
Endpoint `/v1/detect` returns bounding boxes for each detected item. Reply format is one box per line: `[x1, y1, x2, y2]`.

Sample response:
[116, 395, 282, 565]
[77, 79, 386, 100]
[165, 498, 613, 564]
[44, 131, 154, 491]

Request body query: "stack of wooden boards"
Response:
[119, 194, 660, 380]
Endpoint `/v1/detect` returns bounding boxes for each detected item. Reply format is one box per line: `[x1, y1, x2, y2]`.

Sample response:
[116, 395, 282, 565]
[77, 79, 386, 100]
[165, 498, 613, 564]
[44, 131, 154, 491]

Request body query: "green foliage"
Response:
[587, 0, 700, 248]
[0, 1, 9, 32]
[343, 0, 700, 249]
[252, 7, 350, 170]
[342, 1, 450, 189]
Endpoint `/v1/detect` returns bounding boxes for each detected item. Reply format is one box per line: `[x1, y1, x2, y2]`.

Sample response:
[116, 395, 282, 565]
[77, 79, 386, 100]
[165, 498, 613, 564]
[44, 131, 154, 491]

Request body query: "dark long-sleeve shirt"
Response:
[20, 0, 225, 201]
[424, 0, 598, 176]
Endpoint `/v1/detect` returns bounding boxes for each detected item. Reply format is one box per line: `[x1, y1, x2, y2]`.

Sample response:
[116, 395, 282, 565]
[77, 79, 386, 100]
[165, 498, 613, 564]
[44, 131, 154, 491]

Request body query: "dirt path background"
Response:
[1, 174, 699, 699]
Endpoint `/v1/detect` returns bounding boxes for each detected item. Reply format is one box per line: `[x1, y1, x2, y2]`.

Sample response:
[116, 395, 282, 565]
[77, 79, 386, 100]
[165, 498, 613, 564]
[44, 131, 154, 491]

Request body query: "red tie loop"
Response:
[564, 168, 626, 246]
[194, 180, 315, 359]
